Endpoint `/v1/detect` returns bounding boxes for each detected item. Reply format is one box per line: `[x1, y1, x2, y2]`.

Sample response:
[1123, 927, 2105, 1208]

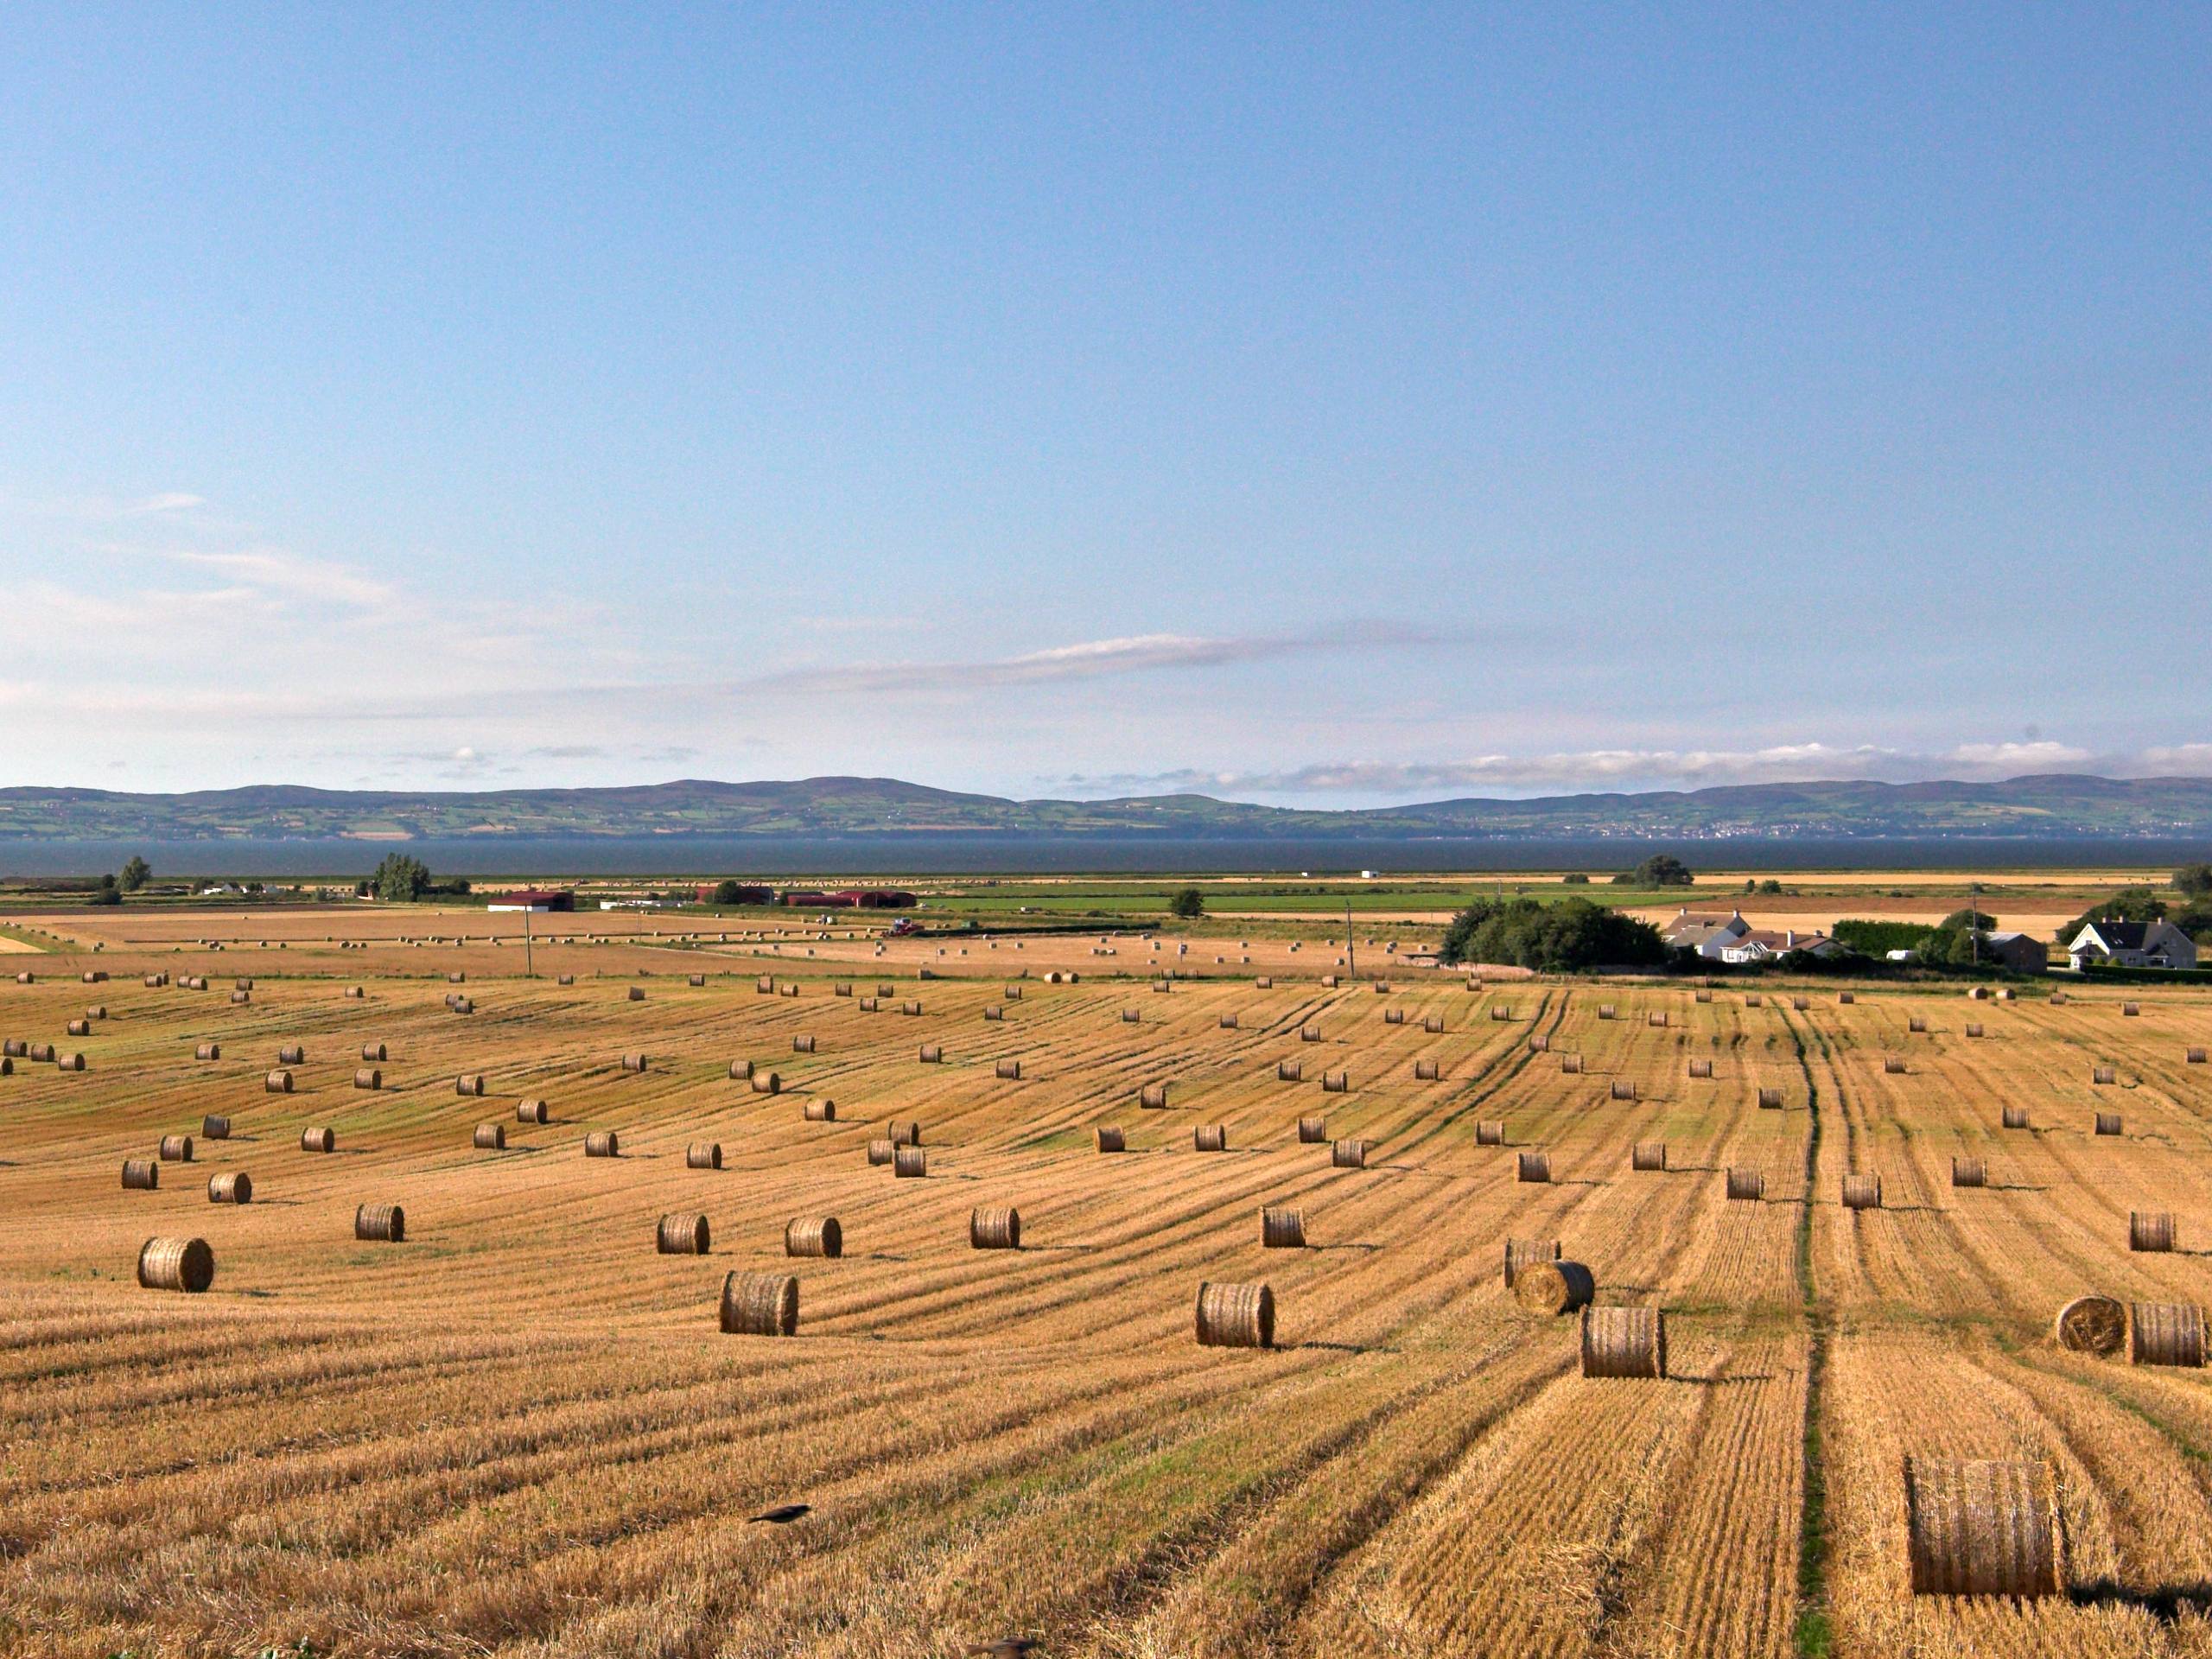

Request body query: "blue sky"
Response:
[2, 4, 2206, 804]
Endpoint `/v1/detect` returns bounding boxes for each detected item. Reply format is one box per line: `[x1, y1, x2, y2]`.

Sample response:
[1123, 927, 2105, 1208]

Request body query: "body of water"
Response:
[1, 835, 2206, 880]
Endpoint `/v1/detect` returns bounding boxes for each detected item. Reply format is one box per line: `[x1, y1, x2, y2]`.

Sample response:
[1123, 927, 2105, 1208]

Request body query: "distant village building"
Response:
[1661, 908, 1839, 963]
[2066, 918, 2198, 972]
[488, 888, 575, 913]
[1661, 910, 1754, 959]
[779, 888, 918, 909]
[696, 884, 773, 905]
[1718, 928, 1842, 963]
[1980, 931, 2050, 976]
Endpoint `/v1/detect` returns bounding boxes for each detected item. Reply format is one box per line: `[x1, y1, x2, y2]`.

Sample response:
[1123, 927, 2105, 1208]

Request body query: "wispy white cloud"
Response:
[1066, 738, 2200, 799]
[163, 548, 392, 607]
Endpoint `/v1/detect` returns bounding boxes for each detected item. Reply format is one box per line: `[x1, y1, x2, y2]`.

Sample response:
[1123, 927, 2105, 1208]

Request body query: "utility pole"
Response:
[523, 905, 534, 980]
[1345, 894, 1356, 982]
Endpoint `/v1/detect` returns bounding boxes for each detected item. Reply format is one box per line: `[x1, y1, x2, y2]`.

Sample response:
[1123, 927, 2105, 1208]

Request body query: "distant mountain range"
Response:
[0, 773, 2209, 842]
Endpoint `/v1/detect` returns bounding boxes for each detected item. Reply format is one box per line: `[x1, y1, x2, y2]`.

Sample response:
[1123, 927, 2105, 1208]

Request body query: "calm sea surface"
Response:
[1, 836, 2206, 880]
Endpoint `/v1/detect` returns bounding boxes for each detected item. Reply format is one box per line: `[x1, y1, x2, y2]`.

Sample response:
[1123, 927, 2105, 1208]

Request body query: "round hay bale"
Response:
[1838, 991, 1856, 1006]
[201, 1114, 230, 1140]
[1140, 1083, 1168, 1109]
[1503, 1238, 1557, 1292]
[2130, 1303, 2206, 1367]
[657, 1212, 710, 1255]
[1298, 1115, 1326, 1143]
[1951, 1157, 1986, 1189]
[1224, 1013, 1245, 1029]
[1382, 1007, 1403, 1027]
[2092, 1065, 2115, 1086]
[982, 1005, 1004, 1021]
[1256, 976, 1274, 989]
[1331, 1138, 1367, 1169]
[66, 1019, 89, 1037]
[1726, 1168, 1764, 1202]
[1744, 993, 1763, 1007]
[1121, 1007, 1140, 1023]
[995, 1058, 1021, 1080]
[474, 1122, 505, 1150]
[1610, 1080, 1638, 1101]
[1884, 1056, 1907, 1075]
[2053, 1294, 2126, 1356]
[300, 1126, 334, 1153]
[1003, 983, 1023, 1000]
[2002, 1105, 2029, 1129]
[1321, 1070, 1349, 1093]
[750, 1070, 783, 1095]
[1277, 1059, 1304, 1083]
[1842, 1173, 1883, 1211]
[22, 1042, 48, 1063]
[231, 990, 251, 1005]
[902, 1001, 923, 1016]
[1792, 997, 1810, 1012]
[355, 1203, 404, 1243]
[207, 1172, 251, 1205]
[448, 996, 473, 1014]
[2123, 1001, 2141, 1017]
[264, 1069, 293, 1094]
[1513, 1260, 1595, 1317]
[1632, 1141, 1666, 1172]
[455, 1073, 485, 1096]
[354, 1067, 381, 1090]
[1580, 1306, 1666, 1378]
[1904, 1456, 2061, 1597]
[1095, 1125, 1126, 1152]
[2094, 1112, 2122, 1137]
[1695, 988, 1713, 1003]
[1909, 1016, 1927, 1033]
[516, 1097, 549, 1122]
[345, 985, 365, 998]
[236, 977, 254, 991]
[804, 1097, 836, 1122]
[867, 1138, 895, 1166]
[1598, 1004, 1617, 1020]
[886, 1121, 920, 1147]
[1476, 1120, 1505, 1147]
[1261, 1206, 1305, 1248]
[360, 1042, 388, 1063]
[122, 1158, 159, 1190]
[689, 974, 707, 988]
[55, 1052, 84, 1071]
[1517, 1150, 1551, 1184]
[791, 1034, 816, 1053]
[1414, 1058, 1440, 1081]
[1647, 1011, 1669, 1028]
[1194, 1124, 1227, 1152]
[1688, 1058, 1713, 1079]
[277, 1044, 305, 1065]
[160, 1134, 194, 1162]
[893, 1145, 926, 1178]
[720, 1271, 798, 1336]
[1758, 1088, 1783, 1110]
[137, 1236, 213, 1293]
[1195, 1281, 1274, 1349]
[1300, 1024, 1322, 1042]
[621, 1052, 649, 1073]
[918, 1044, 943, 1064]
[1152, 979, 1172, 995]
[686, 1141, 722, 1170]
[1424, 1014, 1445, 1034]
[785, 1216, 842, 1257]
[1966, 1022, 1985, 1038]
[2190, 1047, 2208, 1065]
[1529, 1033, 1550, 1052]
[0, 1055, 9, 1076]
[2131, 1211, 2175, 1253]
[1320, 974, 1338, 988]
[969, 1205, 1021, 1249]
[5, 1039, 28, 1058]
[626, 985, 646, 1002]
[584, 1130, 620, 1158]
[728, 1058, 754, 1080]
[1560, 1054, 1584, 1075]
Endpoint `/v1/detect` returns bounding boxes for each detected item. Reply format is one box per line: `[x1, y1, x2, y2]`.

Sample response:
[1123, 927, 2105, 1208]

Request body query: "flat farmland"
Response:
[3, 932, 2211, 1655]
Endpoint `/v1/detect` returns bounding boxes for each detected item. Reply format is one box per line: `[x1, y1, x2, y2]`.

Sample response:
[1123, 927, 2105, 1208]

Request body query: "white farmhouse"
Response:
[2065, 918, 2198, 972]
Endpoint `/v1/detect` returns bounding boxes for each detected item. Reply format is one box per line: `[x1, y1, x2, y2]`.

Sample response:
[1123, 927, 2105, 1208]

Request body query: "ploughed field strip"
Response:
[1, 957, 2209, 1657]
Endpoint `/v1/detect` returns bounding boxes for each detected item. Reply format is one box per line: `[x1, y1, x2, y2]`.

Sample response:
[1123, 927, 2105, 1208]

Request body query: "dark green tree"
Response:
[1614, 854, 1694, 887]
[1169, 887, 1205, 920]
[118, 855, 151, 893]
[1438, 897, 1667, 972]
[2176, 863, 2212, 897]
[1938, 908, 1998, 931]
[2055, 887, 2166, 942]
[89, 873, 122, 906]
[372, 853, 434, 903]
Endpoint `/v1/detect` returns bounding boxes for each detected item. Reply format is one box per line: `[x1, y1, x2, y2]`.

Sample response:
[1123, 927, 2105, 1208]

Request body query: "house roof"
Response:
[2078, 920, 2152, 950]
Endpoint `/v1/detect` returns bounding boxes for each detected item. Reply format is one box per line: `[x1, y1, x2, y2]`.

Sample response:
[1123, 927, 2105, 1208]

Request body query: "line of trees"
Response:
[1439, 897, 1668, 972]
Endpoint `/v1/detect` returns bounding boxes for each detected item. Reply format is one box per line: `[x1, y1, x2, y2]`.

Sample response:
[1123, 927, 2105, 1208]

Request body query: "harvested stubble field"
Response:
[3, 926, 2212, 1656]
